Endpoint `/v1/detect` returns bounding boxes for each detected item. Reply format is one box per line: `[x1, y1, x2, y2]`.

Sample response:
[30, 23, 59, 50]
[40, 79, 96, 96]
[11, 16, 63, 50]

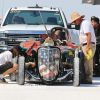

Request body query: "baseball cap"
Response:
[91, 16, 96, 21]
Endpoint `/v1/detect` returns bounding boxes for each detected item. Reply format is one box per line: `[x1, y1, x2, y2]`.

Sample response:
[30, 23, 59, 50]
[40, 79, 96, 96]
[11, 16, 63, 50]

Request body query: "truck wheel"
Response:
[73, 57, 80, 86]
[9, 73, 16, 81]
[17, 56, 25, 85]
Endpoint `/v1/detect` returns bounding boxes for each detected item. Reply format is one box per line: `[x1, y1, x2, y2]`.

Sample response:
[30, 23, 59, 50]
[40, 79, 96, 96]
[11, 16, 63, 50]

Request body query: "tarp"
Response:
[82, 0, 100, 5]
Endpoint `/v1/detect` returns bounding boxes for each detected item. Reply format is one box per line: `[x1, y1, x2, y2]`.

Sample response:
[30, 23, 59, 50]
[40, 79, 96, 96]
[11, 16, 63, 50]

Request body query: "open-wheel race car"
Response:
[9, 27, 83, 86]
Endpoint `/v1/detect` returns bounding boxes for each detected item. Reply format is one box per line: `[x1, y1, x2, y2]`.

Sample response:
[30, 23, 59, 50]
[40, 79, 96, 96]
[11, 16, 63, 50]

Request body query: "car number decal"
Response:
[10, 11, 21, 13]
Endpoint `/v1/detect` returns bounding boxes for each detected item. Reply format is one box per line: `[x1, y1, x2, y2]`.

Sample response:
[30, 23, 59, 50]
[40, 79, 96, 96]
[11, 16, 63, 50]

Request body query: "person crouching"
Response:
[0, 45, 22, 84]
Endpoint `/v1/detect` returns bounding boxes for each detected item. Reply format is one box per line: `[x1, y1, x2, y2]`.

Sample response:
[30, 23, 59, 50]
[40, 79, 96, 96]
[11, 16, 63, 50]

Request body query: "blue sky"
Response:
[0, 0, 100, 23]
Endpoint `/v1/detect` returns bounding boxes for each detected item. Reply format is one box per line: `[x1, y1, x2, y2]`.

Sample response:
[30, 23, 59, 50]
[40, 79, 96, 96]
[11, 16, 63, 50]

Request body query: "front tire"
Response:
[17, 56, 25, 85]
[73, 57, 80, 86]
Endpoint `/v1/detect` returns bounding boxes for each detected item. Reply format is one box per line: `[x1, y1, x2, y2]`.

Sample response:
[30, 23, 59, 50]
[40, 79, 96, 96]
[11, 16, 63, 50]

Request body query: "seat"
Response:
[20, 17, 25, 24]
[47, 17, 57, 24]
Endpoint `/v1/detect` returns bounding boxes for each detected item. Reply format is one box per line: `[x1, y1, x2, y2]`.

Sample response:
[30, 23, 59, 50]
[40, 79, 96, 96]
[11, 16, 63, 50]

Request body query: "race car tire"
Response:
[73, 57, 80, 86]
[17, 56, 25, 85]
[9, 56, 18, 81]
[9, 73, 16, 81]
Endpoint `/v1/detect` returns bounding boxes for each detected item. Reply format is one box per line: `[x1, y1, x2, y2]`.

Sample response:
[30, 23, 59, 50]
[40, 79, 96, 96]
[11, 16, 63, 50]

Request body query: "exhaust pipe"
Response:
[57, 71, 73, 80]
[26, 70, 73, 81]
[25, 70, 40, 80]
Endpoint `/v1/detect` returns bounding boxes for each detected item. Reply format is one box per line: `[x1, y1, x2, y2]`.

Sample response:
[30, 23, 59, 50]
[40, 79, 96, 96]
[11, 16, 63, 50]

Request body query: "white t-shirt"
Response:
[0, 51, 12, 65]
[79, 19, 96, 44]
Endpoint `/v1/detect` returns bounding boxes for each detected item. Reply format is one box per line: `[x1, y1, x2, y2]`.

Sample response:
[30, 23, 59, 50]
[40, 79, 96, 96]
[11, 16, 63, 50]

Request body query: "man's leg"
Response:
[82, 44, 96, 83]
[2, 63, 18, 76]
[0, 63, 18, 83]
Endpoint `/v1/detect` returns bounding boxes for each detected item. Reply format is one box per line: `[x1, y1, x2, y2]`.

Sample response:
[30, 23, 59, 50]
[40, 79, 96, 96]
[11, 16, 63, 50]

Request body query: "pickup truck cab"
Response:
[0, 5, 69, 52]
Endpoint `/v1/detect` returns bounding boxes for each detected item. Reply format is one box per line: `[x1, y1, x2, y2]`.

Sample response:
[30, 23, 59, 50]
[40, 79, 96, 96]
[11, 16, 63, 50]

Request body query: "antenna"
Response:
[39, 10, 49, 37]
[36, 0, 38, 6]
[2, 0, 4, 20]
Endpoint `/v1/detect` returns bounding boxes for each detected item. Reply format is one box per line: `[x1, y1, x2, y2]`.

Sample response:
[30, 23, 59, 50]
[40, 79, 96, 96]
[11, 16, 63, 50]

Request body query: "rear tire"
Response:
[9, 56, 18, 81]
[9, 73, 16, 81]
[17, 56, 25, 85]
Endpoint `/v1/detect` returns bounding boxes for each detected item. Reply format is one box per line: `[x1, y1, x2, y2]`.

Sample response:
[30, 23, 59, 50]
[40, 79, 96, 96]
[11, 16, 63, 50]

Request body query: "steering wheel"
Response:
[49, 27, 69, 42]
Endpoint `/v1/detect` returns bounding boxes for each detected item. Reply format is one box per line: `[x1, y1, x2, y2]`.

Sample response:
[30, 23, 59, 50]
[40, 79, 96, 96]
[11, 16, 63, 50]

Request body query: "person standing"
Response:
[91, 16, 100, 37]
[0, 45, 22, 84]
[91, 16, 100, 76]
[70, 12, 96, 84]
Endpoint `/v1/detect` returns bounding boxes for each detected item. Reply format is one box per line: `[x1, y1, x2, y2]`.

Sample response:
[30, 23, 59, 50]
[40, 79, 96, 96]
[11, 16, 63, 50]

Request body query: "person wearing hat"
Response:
[0, 45, 22, 83]
[70, 12, 96, 84]
[91, 16, 100, 76]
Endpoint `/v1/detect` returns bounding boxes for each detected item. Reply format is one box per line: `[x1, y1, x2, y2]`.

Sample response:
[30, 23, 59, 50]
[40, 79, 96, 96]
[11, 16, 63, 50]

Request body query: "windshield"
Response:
[3, 10, 64, 27]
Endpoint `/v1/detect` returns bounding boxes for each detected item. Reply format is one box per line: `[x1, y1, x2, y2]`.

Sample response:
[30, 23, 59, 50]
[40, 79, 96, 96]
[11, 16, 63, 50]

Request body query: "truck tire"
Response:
[17, 56, 25, 85]
[9, 56, 18, 81]
[73, 57, 80, 86]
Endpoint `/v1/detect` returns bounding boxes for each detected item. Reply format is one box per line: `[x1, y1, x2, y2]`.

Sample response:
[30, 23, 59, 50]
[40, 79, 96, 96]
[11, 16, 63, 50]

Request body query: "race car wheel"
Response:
[73, 57, 80, 86]
[17, 56, 25, 85]
[9, 56, 18, 81]
[9, 73, 16, 81]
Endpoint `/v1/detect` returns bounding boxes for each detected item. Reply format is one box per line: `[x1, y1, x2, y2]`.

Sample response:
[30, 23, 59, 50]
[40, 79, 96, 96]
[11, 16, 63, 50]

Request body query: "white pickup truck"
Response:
[0, 5, 78, 52]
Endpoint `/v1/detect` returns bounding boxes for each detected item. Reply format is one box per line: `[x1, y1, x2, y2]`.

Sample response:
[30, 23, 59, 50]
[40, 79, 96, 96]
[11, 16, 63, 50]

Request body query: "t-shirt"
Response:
[79, 19, 96, 44]
[0, 51, 12, 65]
[94, 25, 100, 37]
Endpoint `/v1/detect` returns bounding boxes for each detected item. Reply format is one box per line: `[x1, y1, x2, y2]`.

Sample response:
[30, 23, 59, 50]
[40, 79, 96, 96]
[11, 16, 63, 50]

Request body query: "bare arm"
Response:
[85, 32, 91, 54]
[6, 61, 11, 63]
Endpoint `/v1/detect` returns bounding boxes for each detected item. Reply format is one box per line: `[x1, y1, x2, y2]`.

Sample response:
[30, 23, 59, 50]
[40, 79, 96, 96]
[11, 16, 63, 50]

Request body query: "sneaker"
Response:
[0, 78, 8, 84]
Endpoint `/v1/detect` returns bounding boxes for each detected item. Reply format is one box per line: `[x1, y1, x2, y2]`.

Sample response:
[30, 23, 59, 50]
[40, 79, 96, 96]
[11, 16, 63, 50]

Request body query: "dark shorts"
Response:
[0, 63, 13, 74]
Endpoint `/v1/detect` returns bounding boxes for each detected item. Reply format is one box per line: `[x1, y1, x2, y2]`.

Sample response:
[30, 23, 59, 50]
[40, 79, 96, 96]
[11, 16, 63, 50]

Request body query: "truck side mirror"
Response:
[67, 24, 80, 30]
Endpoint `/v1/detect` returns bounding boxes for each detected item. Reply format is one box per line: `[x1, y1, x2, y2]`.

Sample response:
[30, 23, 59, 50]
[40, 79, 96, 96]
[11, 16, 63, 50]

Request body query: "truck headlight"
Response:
[0, 41, 6, 45]
[0, 33, 7, 45]
[0, 33, 6, 37]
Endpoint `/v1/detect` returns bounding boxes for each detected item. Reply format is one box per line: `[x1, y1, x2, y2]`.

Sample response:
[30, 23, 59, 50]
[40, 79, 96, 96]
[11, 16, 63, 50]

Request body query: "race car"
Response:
[9, 27, 83, 86]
